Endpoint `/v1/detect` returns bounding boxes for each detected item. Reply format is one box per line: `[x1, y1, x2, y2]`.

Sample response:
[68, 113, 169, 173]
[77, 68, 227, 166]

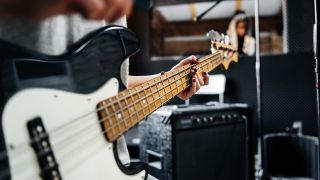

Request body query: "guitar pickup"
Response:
[27, 117, 62, 180]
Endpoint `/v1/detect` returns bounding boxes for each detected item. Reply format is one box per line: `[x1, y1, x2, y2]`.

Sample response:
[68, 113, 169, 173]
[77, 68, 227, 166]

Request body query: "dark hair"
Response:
[234, 10, 246, 16]
[234, 10, 249, 32]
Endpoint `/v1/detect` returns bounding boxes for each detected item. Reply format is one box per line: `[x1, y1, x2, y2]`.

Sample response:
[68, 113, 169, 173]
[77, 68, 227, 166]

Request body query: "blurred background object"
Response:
[263, 122, 319, 180]
[125, 0, 318, 179]
[226, 10, 255, 56]
[149, 0, 282, 56]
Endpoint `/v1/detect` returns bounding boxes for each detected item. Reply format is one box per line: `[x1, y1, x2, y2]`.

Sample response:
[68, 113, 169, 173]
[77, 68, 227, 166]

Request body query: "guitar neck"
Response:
[98, 51, 224, 142]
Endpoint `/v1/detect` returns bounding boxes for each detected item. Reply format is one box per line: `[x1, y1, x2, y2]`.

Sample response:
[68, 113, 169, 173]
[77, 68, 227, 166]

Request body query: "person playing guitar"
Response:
[0, 0, 209, 179]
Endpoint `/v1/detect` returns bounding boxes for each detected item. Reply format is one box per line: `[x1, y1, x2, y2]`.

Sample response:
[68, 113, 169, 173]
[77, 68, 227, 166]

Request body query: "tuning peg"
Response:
[207, 30, 221, 54]
[224, 35, 230, 45]
[220, 33, 225, 43]
[206, 30, 221, 42]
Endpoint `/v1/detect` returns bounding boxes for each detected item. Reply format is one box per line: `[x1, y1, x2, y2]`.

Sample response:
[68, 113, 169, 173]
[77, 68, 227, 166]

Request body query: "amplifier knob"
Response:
[196, 118, 201, 123]
[209, 116, 214, 121]
[232, 114, 239, 119]
[221, 115, 226, 120]
[203, 117, 208, 123]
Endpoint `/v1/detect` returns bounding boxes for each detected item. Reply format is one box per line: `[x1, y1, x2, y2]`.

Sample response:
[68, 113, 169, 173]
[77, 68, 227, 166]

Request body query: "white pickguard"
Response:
[2, 78, 146, 180]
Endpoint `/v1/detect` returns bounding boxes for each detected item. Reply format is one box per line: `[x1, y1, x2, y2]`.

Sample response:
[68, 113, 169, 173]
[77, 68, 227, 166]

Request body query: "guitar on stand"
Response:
[0, 26, 238, 180]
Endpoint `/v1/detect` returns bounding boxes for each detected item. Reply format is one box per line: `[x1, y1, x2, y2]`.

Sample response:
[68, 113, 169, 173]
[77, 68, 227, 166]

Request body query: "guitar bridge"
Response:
[27, 118, 62, 180]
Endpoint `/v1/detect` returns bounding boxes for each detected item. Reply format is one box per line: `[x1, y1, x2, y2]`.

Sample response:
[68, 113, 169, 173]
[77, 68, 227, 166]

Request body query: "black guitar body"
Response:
[0, 25, 146, 179]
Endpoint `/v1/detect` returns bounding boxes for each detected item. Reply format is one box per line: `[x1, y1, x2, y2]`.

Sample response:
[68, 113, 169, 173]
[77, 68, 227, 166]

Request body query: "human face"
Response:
[236, 21, 247, 37]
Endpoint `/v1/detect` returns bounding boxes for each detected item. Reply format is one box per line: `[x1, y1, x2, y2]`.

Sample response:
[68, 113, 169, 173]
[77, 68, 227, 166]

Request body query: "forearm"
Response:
[127, 74, 161, 89]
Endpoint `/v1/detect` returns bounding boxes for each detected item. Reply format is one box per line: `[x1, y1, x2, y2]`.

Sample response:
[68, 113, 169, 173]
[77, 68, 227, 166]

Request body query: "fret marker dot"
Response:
[117, 114, 122, 119]
[143, 100, 146, 104]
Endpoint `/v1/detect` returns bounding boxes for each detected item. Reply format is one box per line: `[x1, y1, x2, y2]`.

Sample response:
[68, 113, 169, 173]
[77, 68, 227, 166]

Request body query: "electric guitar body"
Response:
[0, 26, 147, 180]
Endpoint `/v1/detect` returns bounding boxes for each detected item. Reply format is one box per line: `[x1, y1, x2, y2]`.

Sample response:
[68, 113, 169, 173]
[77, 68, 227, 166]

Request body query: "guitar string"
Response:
[13, 56, 222, 167]
[0, 62, 192, 160]
[0, 55, 224, 179]
[13, 53, 220, 159]
[0, 62, 188, 157]
[0, 74, 195, 180]
[0, 53, 222, 164]
[0, 53, 222, 169]
[24, 66, 212, 179]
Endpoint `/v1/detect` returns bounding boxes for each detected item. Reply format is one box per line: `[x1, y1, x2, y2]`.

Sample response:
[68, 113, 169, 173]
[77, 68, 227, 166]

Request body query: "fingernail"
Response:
[192, 78, 196, 82]
[194, 69, 197, 72]
[203, 72, 207, 75]
[192, 72, 196, 75]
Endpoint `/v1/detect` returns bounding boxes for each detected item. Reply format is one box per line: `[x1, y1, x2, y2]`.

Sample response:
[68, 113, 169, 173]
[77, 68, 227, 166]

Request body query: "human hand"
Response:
[0, 0, 132, 21]
[170, 55, 210, 101]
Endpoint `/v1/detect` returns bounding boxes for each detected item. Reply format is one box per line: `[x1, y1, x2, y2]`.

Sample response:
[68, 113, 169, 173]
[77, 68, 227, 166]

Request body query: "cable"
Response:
[195, 0, 224, 22]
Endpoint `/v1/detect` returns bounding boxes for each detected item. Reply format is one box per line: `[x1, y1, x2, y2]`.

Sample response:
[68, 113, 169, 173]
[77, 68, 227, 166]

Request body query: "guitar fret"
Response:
[136, 90, 146, 119]
[145, 82, 155, 112]
[164, 81, 172, 100]
[177, 70, 185, 93]
[169, 78, 178, 97]
[116, 97, 128, 131]
[142, 87, 151, 114]
[128, 90, 138, 121]
[134, 87, 144, 121]
[166, 82, 179, 101]
[151, 83, 161, 108]
[113, 101, 123, 133]
[150, 85, 156, 109]
[123, 96, 133, 127]
[160, 76, 167, 105]
[100, 102, 114, 139]
[141, 98, 148, 114]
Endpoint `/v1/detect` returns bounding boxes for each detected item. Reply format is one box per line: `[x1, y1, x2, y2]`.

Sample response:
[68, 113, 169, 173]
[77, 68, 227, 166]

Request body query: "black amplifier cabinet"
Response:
[139, 104, 253, 180]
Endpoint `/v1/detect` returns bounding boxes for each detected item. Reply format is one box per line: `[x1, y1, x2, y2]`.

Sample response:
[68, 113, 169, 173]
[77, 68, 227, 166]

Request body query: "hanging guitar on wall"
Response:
[0, 25, 238, 180]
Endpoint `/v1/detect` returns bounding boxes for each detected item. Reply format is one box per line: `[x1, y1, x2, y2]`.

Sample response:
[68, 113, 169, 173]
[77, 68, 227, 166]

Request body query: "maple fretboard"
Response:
[98, 51, 224, 142]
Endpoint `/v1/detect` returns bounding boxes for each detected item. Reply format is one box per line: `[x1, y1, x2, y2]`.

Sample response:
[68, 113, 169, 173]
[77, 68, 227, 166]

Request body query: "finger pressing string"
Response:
[196, 73, 204, 86]
[203, 72, 209, 85]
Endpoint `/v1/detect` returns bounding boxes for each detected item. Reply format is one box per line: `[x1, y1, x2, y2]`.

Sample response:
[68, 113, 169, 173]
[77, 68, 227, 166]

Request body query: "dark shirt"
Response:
[238, 36, 244, 54]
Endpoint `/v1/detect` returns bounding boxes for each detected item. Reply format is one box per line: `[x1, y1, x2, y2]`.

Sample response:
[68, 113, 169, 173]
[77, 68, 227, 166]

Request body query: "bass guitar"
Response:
[0, 26, 237, 180]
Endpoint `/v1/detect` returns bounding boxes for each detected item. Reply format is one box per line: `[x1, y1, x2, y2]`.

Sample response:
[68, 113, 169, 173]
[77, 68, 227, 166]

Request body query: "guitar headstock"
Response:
[206, 30, 238, 70]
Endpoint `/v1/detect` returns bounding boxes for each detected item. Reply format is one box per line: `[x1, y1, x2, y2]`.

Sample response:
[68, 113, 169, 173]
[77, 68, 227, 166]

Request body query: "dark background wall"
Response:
[286, 0, 315, 53]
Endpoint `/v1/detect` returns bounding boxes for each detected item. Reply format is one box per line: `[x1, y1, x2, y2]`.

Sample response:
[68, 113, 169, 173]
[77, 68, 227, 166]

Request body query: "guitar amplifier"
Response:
[139, 103, 253, 180]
